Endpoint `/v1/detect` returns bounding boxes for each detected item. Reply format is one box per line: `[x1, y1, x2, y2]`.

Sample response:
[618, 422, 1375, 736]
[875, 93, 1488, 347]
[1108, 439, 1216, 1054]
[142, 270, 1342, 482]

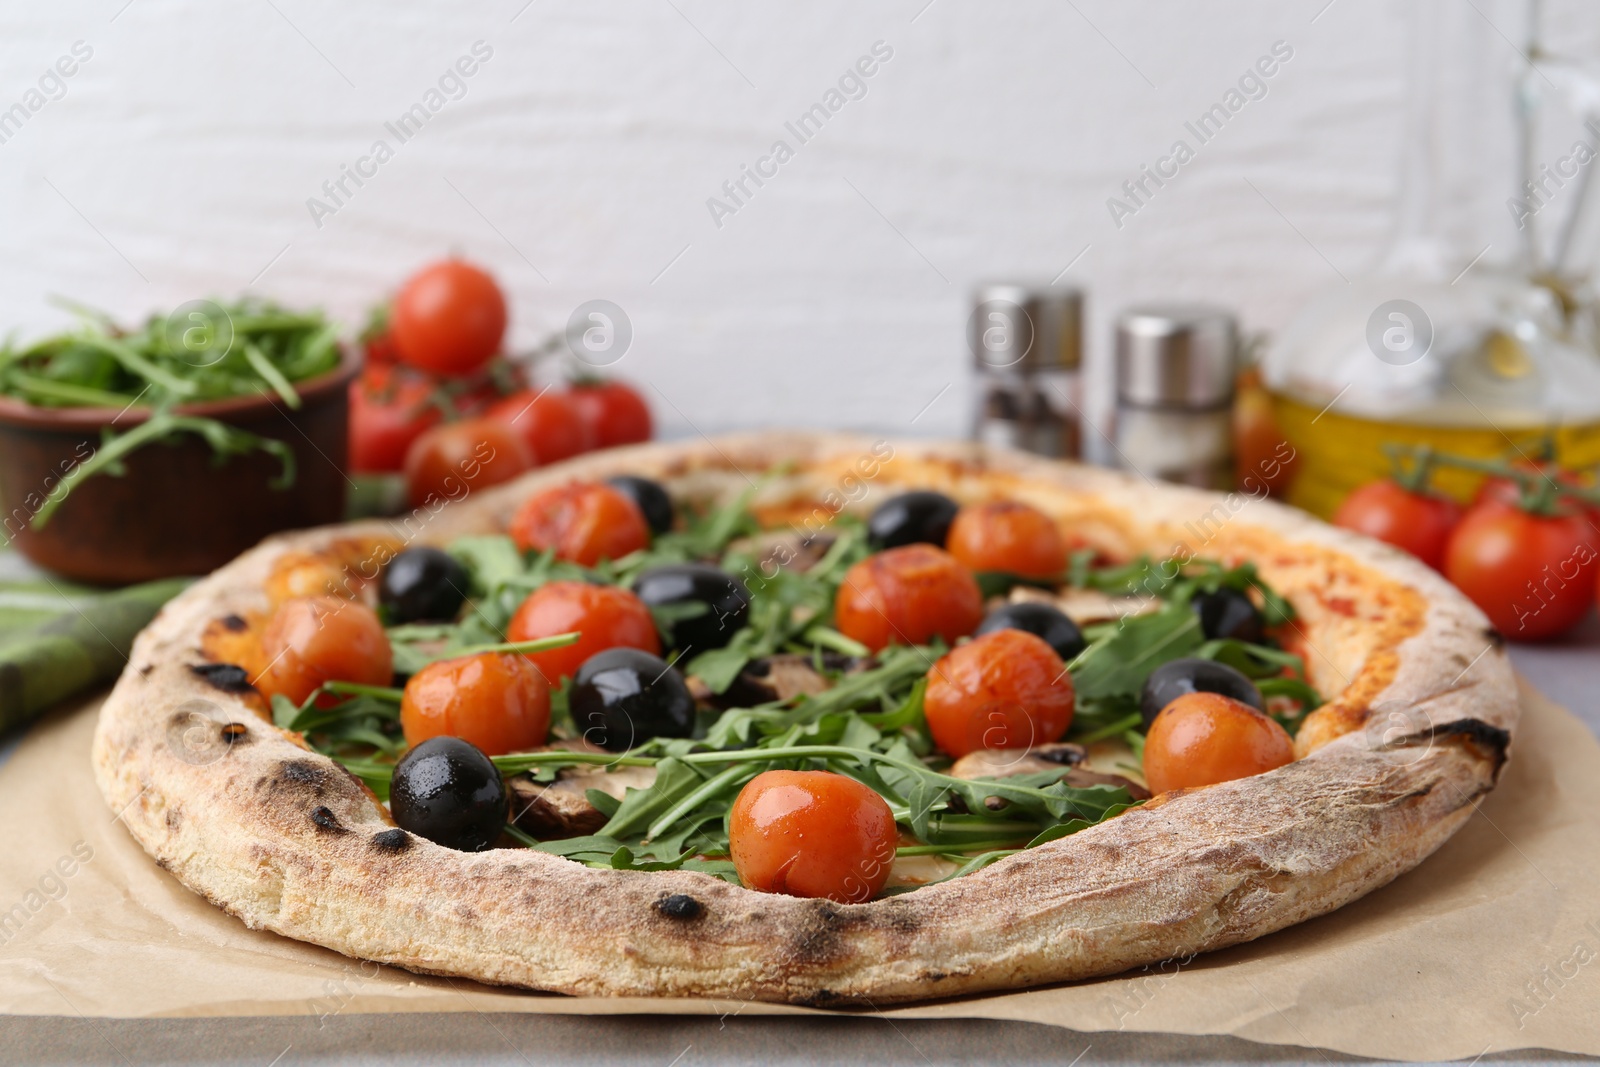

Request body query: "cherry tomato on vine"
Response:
[1332, 479, 1462, 571]
[257, 596, 393, 706]
[922, 629, 1074, 758]
[404, 417, 532, 508]
[1444, 502, 1599, 640]
[570, 380, 653, 449]
[833, 544, 983, 653]
[508, 481, 651, 565]
[400, 652, 550, 756]
[1473, 463, 1600, 527]
[392, 259, 507, 376]
[506, 580, 660, 682]
[487, 389, 591, 465]
[945, 500, 1068, 579]
[349, 365, 444, 474]
[729, 770, 899, 903]
[1142, 691, 1294, 795]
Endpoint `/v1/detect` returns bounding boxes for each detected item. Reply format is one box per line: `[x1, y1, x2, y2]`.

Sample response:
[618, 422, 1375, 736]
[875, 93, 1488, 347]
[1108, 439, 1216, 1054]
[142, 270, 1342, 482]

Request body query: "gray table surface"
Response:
[2, 630, 1594, 1067]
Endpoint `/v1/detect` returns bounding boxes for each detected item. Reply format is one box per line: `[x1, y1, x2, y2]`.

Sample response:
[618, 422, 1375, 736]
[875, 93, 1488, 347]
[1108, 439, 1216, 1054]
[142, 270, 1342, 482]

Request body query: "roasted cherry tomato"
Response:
[973, 601, 1086, 661]
[606, 475, 674, 535]
[400, 652, 550, 756]
[389, 736, 507, 852]
[1190, 587, 1264, 643]
[257, 596, 393, 706]
[1444, 502, 1599, 640]
[570, 380, 652, 449]
[569, 647, 695, 751]
[1333, 480, 1462, 571]
[922, 629, 1074, 758]
[508, 481, 651, 565]
[506, 580, 660, 682]
[1139, 657, 1263, 727]
[729, 770, 899, 903]
[379, 547, 468, 624]
[1142, 691, 1294, 794]
[486, 389, 590, 465]
[631, 563, 751, 654]
[348, 364, 443, 474]
[945, 500, 1067, 579]
[403, 417, 532, 509]
[833, 544, 983, 653]
[867, 491, 960, 550]
[391, 259, 507, 376]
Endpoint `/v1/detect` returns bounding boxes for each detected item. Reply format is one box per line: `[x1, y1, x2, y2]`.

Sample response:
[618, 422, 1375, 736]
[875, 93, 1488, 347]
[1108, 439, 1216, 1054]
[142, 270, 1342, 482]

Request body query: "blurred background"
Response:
[3, 0, 1590, 441]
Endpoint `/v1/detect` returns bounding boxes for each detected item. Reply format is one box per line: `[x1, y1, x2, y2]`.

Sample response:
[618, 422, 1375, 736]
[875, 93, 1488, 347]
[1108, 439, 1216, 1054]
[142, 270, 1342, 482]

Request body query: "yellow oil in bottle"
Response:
[1268, 392, 1600, 519]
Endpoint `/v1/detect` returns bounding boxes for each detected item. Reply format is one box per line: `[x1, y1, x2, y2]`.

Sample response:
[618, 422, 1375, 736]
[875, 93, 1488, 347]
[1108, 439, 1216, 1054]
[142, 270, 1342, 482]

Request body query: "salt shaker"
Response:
[1113, 305, 1236, 488]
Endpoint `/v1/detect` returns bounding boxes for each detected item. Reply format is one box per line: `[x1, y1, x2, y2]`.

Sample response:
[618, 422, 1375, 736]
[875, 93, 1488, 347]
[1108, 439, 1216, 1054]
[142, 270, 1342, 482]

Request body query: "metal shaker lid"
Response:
[970, 284, 1082, 372]
[1115, 304, 1237, 407]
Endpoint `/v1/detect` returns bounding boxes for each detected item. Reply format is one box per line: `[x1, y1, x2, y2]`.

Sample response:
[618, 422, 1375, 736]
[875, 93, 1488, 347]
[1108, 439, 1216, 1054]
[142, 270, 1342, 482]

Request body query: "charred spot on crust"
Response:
[799, 988, 848, 1008]
[1430, 718, 1512, 781]
[1482, 627, 1506, 649]
[309, 806, 344, 832]
[282, 760, 325, 785]
[371, 829, 411, 852]
[221, 614, 249, 632]
[654, 894, 703, 920]
[190, 663, 256, 694]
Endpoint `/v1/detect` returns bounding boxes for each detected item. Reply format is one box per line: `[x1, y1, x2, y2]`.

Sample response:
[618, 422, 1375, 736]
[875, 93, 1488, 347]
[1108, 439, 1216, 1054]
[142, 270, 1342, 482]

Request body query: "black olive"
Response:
[1191, 587, 1264, 644]
[867, 491, 960, 550]
[606, 475, 675, 535]
[973, 602, 1087, 661]
[1139, 657, 1263, 727]
[631, 563, 751, 654]
[389, 737, 507, 852]
[570, 648, 695, 752]
[379, 547, 469, 624]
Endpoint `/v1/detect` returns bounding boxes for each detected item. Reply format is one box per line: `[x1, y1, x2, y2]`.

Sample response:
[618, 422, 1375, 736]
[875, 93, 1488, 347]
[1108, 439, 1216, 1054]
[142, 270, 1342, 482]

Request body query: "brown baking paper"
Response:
[1, 677, 1597, 1061]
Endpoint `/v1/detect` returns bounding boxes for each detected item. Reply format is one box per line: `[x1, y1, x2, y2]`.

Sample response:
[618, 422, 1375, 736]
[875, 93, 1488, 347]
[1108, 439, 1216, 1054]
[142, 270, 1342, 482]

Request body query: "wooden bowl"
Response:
[0, 353, 359, 584]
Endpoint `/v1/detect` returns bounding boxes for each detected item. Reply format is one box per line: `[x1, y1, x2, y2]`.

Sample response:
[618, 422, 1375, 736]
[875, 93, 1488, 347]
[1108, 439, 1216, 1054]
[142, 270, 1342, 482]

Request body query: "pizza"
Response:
[92, 432, 1517, 1004]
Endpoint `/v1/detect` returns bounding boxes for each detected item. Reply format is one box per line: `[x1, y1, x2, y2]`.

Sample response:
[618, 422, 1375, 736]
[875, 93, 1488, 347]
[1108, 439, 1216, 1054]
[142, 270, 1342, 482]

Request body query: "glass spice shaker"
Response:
[969, 284, 1084, 458]
[1029, 288, 1084, 459]
[1113, 305, 1237, 488]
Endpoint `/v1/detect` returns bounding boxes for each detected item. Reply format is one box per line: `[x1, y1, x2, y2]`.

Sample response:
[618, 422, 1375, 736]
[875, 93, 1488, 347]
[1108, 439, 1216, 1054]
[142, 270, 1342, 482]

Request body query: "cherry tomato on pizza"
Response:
[400, 652, 551, 756]
[1332, 479, 1462, 571]
[508, 481, 651, 565]
[570, 380, 653, 449]
[945, 500, 1068, 579]
[1142, 691, 1294, 794]
[257, 596, 393, 706]
[487, 389, 591, 465]
[922, 629, 1075, 758]
[392, 259, 507, 376]
[403, 417, 532, 508]
[833, 544, 983, 653]
[506, 580, 660, 683]
[729, 770, 900, 903]
[1444, 501, 1599, 640]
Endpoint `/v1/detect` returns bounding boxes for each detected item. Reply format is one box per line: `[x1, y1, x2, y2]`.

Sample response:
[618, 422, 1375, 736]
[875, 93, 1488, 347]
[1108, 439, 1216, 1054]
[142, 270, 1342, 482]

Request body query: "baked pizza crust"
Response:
[92, 433, 1517, 1004]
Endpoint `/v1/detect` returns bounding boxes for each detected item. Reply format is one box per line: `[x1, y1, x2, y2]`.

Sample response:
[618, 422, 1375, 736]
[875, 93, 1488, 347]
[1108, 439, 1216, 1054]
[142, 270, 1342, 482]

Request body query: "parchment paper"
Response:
[1, 677, 1596, 1062]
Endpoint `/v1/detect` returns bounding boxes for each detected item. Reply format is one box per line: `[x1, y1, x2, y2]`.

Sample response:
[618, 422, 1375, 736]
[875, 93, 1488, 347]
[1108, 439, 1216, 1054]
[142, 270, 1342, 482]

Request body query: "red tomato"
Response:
[403, 417, 532, 508]
[729, 770, 899, 903]
[257, 596, 393, 706]
[833, 544, 983, 653]
[348, 365, 444, 474]
[505, 580, 660, 682]
[570, 380, 653, 449]
[363, 328, 400, 365]
[1143, 692, 1294, 794]
[508, 482, 651, 565]
[487, 389, 591, 465]
[945, 501, 1068, 579]
[1444, 502, 1599, 640]
[1332, 480, 1462, 570]
[400, 652, 550, 756]
[922, 629, 1074, 758]
[1474, 464, 1600, 527]
[392, 259, 507, 376]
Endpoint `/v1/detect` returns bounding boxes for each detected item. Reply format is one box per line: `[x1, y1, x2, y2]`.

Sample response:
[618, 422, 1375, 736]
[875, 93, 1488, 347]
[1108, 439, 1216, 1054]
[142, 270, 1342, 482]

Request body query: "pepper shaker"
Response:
[969, 284, 1083, 459]
[1113, 305, 1236, 488]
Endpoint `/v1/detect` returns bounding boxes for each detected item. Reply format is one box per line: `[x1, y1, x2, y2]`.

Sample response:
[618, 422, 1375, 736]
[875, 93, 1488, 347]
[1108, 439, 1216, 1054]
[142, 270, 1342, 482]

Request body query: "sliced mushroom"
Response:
[696, 652, 861, 709]
[507, 749, 658, 839]
[949, 742, 1150, 809]
[1008, 584, 1157, 626]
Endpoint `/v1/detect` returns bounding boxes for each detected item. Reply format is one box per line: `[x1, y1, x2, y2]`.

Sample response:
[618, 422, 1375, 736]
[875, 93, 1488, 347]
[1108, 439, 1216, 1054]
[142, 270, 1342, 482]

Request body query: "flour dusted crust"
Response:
[92, 433, 1517, 1004]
